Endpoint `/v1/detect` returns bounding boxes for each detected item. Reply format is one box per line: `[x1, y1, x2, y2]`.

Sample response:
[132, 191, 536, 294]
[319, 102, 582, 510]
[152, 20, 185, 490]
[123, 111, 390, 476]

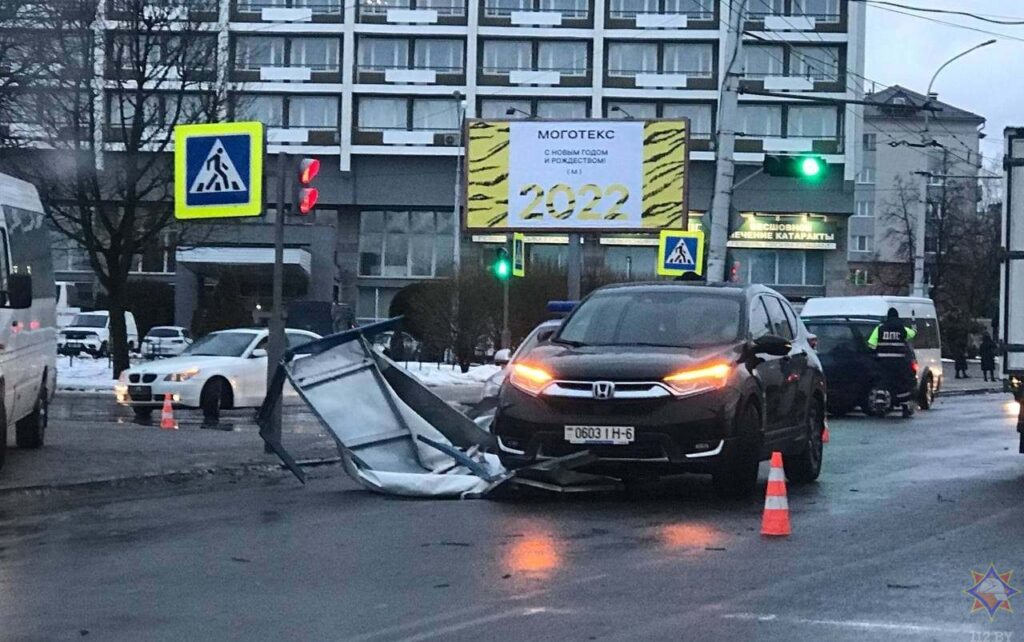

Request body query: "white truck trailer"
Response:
[1002, 129, 1024, 450]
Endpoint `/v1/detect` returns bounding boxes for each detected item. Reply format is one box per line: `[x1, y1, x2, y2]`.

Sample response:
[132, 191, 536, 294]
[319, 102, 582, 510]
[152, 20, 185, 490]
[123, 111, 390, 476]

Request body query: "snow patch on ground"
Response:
[57, 357, 118, 392]
[397, 362, 501, 387]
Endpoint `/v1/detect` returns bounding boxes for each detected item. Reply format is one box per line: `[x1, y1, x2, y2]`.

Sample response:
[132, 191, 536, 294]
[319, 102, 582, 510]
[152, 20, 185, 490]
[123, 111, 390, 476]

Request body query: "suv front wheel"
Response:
[712, 402, 761, 499]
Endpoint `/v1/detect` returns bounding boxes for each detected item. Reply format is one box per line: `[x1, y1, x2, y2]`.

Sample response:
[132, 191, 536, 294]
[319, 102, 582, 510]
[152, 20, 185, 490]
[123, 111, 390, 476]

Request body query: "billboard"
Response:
[464, 119, 688, 231]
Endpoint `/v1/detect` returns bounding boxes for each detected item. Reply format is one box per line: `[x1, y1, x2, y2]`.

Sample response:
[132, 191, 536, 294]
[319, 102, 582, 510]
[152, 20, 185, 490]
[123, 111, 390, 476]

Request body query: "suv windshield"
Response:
[557, 290, 742, 348]
[185, 332, 257, 357]
[71, 314, 107, 328]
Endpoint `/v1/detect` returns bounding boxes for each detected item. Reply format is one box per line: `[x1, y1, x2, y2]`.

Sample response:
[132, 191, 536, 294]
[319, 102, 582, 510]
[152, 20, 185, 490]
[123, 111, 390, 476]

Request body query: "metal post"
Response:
[501, 277, 511, 350]
[452, 94, 466, 271]
[567, 233, 582, 300]
[265, 152, 287, 453]
[705, 0, 747, 282]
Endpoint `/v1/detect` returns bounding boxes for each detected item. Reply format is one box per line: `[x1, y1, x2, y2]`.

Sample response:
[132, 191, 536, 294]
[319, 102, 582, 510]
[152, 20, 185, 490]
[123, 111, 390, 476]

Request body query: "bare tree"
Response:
[1, 0, 227, 376]
[876, 174, 921, 293]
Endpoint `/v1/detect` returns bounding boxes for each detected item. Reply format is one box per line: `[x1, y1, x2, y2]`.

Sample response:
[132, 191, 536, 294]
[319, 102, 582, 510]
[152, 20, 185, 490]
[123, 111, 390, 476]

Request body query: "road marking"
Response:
[722, 612, 978, 635]
[390, 607, 566, 642]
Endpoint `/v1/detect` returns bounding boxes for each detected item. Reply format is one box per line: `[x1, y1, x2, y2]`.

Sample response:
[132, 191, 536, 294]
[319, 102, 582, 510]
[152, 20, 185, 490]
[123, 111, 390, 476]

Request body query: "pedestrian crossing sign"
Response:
[174, 121, 264, 220]
[657, 229, 705, 276]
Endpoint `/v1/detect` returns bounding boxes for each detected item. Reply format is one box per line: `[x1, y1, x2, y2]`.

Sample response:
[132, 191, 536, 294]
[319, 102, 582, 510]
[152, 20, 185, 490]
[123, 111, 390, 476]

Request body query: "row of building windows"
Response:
[225, 36, 842, 83]
[110, 0, 841, 20]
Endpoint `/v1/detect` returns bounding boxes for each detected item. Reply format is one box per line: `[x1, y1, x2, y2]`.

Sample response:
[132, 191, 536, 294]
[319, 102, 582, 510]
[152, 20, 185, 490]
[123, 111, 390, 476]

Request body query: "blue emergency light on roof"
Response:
[546, 301, 578, 314]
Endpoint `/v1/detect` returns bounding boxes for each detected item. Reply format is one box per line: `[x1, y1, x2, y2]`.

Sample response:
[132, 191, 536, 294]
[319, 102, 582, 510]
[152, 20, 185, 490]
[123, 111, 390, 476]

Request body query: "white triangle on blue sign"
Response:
[189, 139, 247, 195]
[667, 239, 695, 265]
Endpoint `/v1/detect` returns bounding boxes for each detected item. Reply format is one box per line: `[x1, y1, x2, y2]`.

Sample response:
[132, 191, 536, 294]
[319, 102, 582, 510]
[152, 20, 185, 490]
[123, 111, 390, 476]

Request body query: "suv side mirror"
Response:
[493, 348, 511, 366]
[751, 334, 792, 357]
[7, 274, 32, 310]
[250, 348, 268, 359]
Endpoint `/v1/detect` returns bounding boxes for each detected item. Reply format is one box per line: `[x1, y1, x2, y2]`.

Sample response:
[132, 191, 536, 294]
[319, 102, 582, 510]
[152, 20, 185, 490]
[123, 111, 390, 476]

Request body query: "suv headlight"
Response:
[508, 362, 554, 396]
[165, 368, 200, 382]
[663, 362, 733, 397]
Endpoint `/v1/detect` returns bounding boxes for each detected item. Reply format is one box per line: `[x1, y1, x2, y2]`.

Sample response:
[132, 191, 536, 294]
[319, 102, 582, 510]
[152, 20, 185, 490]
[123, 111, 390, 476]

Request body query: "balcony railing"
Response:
[237, 1, 344, 13]
[357, 64, 465, 73]
[747, 10, 840, 23]
[607, 9, 712, 19]
[483, 4, 588, 18]
[481, 65, 588, 77]
[359, 1, 466, 16]
[607, 67, 713, 78]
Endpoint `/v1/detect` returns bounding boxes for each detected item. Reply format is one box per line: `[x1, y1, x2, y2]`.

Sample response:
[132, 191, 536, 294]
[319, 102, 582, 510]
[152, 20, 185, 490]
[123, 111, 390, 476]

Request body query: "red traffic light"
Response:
[298, 188, 319, 215]
[299, 158, 320, 186]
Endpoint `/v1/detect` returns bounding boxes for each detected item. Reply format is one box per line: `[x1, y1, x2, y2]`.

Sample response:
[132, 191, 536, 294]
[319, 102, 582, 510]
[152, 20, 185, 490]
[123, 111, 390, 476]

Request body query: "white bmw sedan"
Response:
[115, 328, 320, 419]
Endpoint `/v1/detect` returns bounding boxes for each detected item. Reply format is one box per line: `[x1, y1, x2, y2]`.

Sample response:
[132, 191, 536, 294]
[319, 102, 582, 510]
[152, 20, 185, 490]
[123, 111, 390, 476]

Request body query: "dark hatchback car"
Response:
[493, 283, 827, 498]
[801, 317, 886, 416]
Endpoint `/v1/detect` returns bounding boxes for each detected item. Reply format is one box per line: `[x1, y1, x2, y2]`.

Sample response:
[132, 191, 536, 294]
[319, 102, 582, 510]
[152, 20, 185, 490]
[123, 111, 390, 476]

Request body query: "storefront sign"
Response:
[727, 215, 837, 250]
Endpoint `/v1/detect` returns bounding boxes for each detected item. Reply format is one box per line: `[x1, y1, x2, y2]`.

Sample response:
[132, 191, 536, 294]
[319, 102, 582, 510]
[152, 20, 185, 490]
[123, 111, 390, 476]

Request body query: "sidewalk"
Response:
[941, 360, 1005, 396]
[0, 399, 338, 494]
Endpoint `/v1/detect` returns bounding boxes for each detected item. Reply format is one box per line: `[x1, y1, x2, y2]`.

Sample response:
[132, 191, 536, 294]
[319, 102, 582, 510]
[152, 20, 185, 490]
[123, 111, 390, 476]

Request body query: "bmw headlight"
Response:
[165, 368, 200, 382]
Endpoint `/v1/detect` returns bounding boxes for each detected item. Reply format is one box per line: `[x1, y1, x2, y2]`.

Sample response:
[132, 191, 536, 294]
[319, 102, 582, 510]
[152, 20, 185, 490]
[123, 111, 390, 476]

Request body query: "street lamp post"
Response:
[913, 39, 995, 297]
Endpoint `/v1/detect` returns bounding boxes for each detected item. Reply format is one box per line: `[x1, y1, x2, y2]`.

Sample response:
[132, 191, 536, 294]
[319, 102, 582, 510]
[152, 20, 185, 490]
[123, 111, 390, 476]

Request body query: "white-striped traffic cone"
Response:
[160, 393, 177, 430]
[761, 451, 791, 537]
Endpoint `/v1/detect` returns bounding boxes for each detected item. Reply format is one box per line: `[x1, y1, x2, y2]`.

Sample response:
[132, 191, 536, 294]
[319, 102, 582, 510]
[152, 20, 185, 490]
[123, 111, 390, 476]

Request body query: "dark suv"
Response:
[493, 283, 827, 498]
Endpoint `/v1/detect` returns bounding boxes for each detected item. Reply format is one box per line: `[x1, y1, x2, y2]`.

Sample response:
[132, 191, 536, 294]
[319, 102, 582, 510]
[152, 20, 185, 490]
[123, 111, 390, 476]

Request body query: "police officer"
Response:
[867, 307, 918, 417]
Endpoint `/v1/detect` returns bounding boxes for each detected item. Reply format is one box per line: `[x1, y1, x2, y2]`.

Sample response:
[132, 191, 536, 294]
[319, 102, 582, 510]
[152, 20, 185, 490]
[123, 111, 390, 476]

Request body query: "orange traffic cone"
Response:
[761, 451, 791, 537]
[822, 420, 830, 444]
[160, 394, 177, 430]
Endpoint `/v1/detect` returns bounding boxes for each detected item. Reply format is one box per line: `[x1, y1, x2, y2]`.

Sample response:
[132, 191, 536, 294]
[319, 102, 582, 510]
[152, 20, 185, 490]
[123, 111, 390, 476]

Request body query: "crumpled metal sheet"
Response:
[257, 318, 621, 498]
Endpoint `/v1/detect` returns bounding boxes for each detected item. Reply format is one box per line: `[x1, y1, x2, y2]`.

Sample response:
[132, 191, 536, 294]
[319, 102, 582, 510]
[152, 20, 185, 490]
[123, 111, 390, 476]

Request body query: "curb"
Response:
[0, 456, 341, 497]
[939, 388, 1005, 398]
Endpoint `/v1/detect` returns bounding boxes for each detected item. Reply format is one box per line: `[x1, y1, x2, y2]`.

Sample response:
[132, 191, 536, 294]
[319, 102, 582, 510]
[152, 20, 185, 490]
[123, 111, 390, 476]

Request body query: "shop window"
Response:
[732, 250, 824, 286]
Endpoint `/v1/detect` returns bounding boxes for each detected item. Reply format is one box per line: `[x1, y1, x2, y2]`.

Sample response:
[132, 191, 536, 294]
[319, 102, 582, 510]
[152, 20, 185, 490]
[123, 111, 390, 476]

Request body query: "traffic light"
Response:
[296, 158, 320, 215]
[493, 247, 511, 281]
[763, 154, 828, 180]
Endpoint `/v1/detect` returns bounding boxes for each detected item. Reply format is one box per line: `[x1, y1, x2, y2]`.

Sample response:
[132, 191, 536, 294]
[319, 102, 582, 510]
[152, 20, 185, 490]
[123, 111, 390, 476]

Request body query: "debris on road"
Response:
[258, 318, 620, 498]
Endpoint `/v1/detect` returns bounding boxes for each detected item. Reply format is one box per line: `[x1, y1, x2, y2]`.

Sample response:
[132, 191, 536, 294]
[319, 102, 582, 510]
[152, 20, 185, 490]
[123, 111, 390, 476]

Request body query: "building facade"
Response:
[852, 86, 985, 293]
[3, 0, 866, 328]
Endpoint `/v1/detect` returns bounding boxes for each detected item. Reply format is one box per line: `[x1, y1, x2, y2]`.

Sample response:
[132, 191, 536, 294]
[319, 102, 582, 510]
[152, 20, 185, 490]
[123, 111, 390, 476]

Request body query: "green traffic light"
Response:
[800, 157, 823, 178]
[494, 258, 511, 280]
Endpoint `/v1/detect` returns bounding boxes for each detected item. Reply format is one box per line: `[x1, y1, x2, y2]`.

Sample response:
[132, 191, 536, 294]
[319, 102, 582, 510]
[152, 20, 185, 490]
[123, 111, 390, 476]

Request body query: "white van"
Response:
[801, 296, 943, 407]
[57, 310, 139, 357]
[0, 173, 58, 471]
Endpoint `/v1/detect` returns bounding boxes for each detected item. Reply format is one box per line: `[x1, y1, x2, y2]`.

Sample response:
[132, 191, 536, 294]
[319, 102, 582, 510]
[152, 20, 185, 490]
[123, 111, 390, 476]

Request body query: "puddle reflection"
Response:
[503, 521, 563, 579]
[659, 522, 727, 550]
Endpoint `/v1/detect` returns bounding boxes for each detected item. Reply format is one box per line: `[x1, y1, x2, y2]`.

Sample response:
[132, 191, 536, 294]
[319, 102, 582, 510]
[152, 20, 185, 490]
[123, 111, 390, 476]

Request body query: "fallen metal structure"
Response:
[258, 318, 619, 498]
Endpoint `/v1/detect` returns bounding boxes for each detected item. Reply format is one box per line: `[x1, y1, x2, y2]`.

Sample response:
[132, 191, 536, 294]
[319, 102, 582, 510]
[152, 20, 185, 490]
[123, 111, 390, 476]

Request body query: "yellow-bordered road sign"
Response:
[174, 122, 264, 220]
[657, 230, 705, 277]
[512, 232, 526, 277]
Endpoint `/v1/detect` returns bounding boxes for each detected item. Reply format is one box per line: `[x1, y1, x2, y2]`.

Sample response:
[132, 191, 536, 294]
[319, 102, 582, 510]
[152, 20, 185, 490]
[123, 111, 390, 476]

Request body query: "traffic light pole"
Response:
[501, 277, 511, 350]
[567, 233, 582, 300]
[705, 0, 746, 282]
[264, 151, 287, 453]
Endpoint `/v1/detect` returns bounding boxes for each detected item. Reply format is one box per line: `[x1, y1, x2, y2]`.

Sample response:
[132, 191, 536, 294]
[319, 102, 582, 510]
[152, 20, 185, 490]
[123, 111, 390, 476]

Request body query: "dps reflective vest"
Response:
[867, 319, 918, 358]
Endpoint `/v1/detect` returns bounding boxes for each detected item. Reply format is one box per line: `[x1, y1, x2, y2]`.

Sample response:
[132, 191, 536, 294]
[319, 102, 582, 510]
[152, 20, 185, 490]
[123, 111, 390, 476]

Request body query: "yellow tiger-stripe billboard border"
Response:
[464, 118, 689, 232]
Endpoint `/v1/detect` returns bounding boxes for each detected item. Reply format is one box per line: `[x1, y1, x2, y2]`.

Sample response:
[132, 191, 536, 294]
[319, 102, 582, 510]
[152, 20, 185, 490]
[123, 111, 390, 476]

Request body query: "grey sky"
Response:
[864, 0, 1021, 168]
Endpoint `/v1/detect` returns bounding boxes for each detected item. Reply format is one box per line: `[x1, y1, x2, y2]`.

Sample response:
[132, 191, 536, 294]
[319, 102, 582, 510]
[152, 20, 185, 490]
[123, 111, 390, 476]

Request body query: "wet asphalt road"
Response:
[1, 394, 1023, 641]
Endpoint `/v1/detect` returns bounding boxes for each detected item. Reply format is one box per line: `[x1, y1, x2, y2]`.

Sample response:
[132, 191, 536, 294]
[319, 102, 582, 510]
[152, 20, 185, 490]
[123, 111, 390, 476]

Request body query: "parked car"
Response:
[115, 327, 320, 419]
[55, 281, 81, 329]
[0, 172, 58, 470]
[801, 317, 884, 416]
[141, 326, 193, 359]
[469, 319, 562, 421]
[492, 282, 827, 498]
[802, 296, 942, 409]
[58, 310, 139, 357]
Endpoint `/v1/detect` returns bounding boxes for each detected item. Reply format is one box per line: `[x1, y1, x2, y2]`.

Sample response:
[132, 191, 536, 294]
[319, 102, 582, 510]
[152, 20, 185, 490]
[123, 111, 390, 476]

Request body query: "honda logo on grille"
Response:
[592, 381, 615, 400]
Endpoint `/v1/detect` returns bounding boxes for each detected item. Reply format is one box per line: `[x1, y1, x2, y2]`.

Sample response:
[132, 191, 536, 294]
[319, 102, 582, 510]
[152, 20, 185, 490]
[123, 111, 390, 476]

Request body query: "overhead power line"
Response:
[850, 0, 1024, 26]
